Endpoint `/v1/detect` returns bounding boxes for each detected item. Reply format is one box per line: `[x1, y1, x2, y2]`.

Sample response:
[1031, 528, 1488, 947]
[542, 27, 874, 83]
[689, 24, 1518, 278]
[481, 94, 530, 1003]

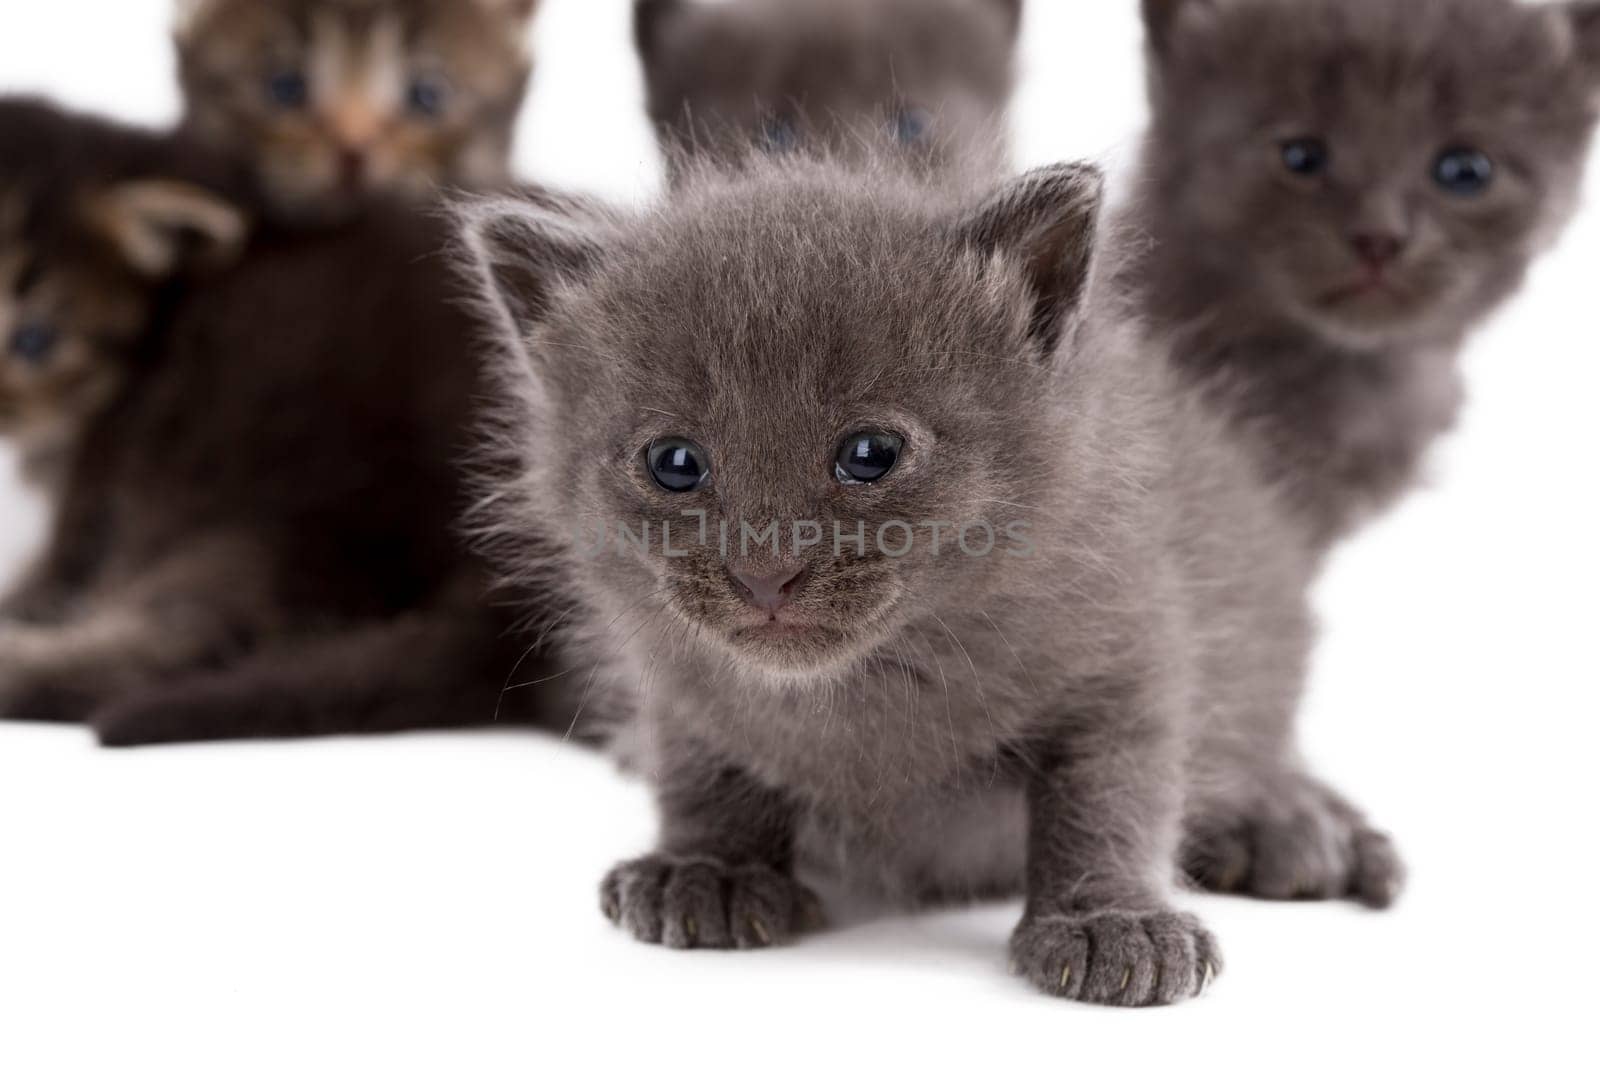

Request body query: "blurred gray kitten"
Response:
[1123, 0, 1600, 548]
[458, 153, 1397, 1007]
[634, 0, 1021, 181]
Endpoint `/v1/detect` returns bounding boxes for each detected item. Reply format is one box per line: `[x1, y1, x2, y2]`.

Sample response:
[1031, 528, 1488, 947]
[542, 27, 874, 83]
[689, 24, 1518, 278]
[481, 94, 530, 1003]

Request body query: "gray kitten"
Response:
[1122, 0, 1600, 548]
[459, 155, 1396, 1006]
[634, 0, 1020, 181]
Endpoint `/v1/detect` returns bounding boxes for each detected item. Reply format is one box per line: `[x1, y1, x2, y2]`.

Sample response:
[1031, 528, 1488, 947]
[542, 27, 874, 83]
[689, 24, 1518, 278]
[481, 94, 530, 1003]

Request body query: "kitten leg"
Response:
[1010, 707, 1222, 1007]
[602, 742, 822, 950]
[0, 535, 270, 723]
[1182, 769, 1404, 909]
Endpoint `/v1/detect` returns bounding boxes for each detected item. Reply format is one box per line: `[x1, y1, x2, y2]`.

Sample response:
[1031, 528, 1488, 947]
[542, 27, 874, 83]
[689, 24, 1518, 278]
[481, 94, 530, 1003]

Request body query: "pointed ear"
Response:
[1142, 0, 1216, 59]
[635, 0, 689, 62]
[987, 0, 1024, 41]
[473, 0, 540, 22]
[456, 194, 608, 352]
[86, 180, 248, 279]
[953, 163, 1104, 357]
[173, 0, 219, 41]
[1562, 2, 1600, 86]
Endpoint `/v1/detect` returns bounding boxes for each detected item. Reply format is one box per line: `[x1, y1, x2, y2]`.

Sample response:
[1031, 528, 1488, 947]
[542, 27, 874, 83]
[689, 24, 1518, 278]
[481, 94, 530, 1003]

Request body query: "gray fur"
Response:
[459, 154, 1397, 1005]
[1119, 0, 1600, 549]
[634, 0, 1019, 182]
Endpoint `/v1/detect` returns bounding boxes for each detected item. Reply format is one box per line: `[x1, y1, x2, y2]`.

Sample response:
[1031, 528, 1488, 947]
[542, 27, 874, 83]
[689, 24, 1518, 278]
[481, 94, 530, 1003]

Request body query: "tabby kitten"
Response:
[0, 99, 557, 745]
[175, 0, 539, 221]
[634, 0, 1021, 180]
[459, 155, 1393, 1006]
[1123, 0, 1600, 549]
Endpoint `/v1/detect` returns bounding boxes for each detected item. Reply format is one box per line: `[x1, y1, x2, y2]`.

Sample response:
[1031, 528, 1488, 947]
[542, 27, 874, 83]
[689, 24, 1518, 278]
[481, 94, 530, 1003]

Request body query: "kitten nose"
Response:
[338, 148, 368, 187]
[729, 564, 807, 615]
[1350, 232, 1406, 270]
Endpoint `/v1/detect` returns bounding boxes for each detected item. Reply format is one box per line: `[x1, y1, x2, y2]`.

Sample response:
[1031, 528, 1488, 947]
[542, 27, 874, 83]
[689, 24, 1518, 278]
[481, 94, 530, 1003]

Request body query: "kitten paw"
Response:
[1010, 910, 1220, 1007]
[600, 855, 823, 950]
[1184, 775, 1404, 908]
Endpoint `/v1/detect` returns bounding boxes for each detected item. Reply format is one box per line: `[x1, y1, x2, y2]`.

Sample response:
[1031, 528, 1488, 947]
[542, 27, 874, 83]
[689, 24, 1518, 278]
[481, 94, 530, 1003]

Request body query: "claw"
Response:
[603, 903, 619, 922]
[747, 915, 771, 946]
[684, 916, 697, 942]
[1119, 967, 1132, 993]
[1059, 964, 1071, 989]
[1201, 961, 1214, 992]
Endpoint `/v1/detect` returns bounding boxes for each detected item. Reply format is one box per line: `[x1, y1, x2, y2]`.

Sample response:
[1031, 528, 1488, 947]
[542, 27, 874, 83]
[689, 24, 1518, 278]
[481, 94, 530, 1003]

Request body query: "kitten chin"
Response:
[1122, 0, 1600, 549]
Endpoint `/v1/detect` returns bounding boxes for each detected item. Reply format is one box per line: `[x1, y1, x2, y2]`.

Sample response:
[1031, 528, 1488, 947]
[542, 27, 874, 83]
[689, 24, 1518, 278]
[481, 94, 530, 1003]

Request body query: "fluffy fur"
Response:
[175, 0, 539, 221]
[0, 99, 560, 745]
[634, 0, 1020, 181]
[1122, 0, 1600, 548]
[459, 154, 1400, 1007]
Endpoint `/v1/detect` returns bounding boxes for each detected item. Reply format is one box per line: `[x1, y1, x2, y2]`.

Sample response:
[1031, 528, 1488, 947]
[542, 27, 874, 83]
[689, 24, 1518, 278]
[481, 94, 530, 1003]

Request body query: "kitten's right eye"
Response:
[266, 70, 310, 110]
[8, 323, 58, 367]
[1280, 137, 1329, 178]
[647, 438, 711, 493]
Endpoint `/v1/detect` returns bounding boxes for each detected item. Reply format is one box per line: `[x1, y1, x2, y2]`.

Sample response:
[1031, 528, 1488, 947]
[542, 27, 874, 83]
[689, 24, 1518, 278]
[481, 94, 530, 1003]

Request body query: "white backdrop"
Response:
[1, 1, 1596, 1063]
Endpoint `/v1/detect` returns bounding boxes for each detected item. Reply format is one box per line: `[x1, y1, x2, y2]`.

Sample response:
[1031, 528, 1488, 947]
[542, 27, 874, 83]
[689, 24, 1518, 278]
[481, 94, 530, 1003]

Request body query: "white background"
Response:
[1, 1, 1596, 1063]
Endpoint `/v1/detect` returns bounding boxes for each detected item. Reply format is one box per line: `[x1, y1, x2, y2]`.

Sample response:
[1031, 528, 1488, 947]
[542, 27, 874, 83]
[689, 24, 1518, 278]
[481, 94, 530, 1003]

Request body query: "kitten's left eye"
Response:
[893, 108, 932, 144]
[1280, 137, 1330, 178]
[835, 432, 904, 486]
[406, 74, 450, 119]
[8, 323, 58, 367]
[266, 69, 310, 110]
[759, 117, 799, 154]
[1433, 147, 1494, 197]
[647, 438, 711, 493]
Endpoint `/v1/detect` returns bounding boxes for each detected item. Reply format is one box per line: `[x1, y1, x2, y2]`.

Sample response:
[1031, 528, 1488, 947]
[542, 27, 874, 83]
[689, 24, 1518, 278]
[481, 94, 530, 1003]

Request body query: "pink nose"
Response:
[730, 565, 807, 615]
[1350, 232, 1405, 270]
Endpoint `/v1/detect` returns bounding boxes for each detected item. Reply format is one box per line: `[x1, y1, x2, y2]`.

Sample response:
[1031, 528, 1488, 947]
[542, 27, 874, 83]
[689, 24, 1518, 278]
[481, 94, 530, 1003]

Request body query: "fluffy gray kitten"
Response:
[1123, 0, 1600, 548]
[634, 0, 1020, 181]
[459, 155, 1397, 1007]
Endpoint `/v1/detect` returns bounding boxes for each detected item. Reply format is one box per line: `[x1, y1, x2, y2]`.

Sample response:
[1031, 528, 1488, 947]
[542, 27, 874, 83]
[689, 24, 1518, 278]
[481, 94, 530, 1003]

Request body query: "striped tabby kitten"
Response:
[175, 0, 539, 220]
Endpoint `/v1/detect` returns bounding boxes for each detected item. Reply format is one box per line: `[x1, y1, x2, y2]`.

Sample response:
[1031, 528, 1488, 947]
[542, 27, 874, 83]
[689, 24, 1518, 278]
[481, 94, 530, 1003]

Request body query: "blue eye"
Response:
[647, 438, 711, 493]
[759, 117, 799, 154]
[266, 69, 310, 110]
[835, 432, 904, 486]
[407, 75, 449, 118]
[894, 108, 932, 144]
[1434, 147, 1494, 197]
[1281, 137, 1329, 178]
[9, 324, 58, 366]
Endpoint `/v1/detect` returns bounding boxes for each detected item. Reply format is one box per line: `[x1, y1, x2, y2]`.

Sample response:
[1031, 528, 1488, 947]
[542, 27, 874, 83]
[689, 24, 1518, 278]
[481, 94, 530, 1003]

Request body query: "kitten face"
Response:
[464, 161, 1099, 683]
[176, 0, 537, 220]
[0, 103, 247, 455]
[1145, 0, 1600, 347]
[0, 204, 139, 446]
[636, 0, 1019, 178]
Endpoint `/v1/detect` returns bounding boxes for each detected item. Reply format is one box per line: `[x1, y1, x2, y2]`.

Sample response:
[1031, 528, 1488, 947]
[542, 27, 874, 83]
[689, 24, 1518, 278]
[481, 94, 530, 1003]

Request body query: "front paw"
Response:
[600, 855, 823, 950]
[1010, 910, 1220, 1007]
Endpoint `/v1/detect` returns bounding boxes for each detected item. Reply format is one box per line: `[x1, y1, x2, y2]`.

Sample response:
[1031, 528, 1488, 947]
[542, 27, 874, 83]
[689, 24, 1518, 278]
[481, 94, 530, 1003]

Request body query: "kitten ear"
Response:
[471, 0, 540, 22]
[1142, 0, 1217, 59]
[1560, 2, 1600, 86]
[953, 162, 1104, 358]
[457, 194, 607, 352]
[635, 0, 690, 61]
[86, 180, 248, 279]
[172, 0, 219, 41]
[985, 0, 1025, 41]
